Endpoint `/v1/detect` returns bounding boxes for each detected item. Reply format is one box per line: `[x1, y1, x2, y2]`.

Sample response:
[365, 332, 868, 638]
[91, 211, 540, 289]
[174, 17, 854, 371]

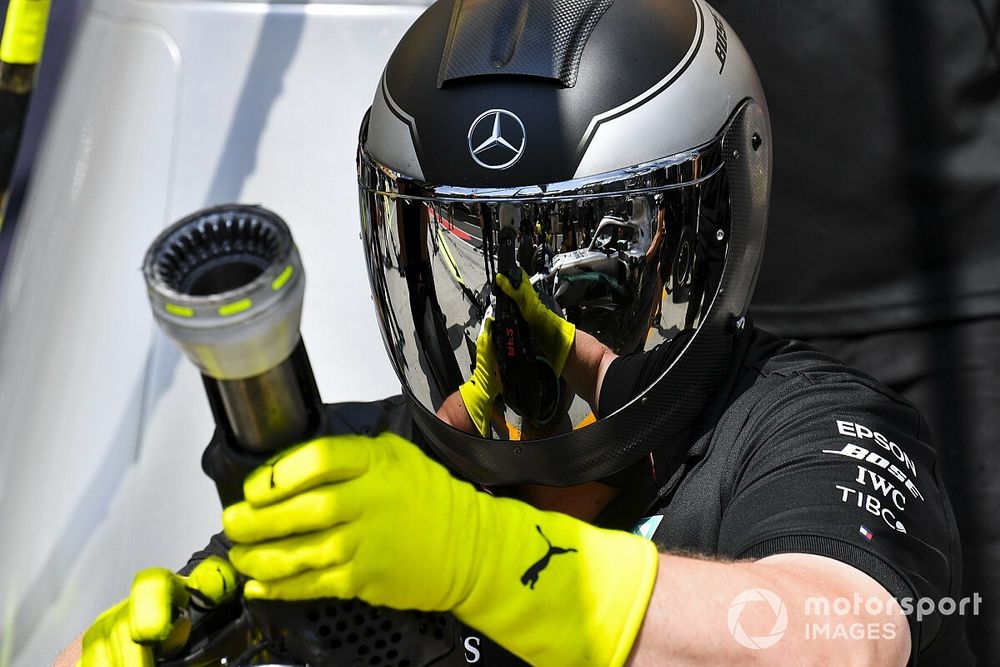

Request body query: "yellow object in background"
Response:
[0, 0, 52, 234]
[1, 0, 51, 65]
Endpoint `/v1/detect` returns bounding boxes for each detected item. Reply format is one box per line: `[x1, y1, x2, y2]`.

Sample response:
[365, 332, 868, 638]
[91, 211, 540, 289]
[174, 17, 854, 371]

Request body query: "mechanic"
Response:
[65, 0, 971, 665]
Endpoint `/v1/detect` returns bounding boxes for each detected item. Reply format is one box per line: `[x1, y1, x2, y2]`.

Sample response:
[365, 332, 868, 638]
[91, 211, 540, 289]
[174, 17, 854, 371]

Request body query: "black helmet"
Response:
[358, 0, 770, 486]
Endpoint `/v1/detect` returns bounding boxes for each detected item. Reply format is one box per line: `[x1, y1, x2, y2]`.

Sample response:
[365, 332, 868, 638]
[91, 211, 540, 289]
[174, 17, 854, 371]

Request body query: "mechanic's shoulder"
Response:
[729, 328, 923, 438]
[745, 328, 898, 396]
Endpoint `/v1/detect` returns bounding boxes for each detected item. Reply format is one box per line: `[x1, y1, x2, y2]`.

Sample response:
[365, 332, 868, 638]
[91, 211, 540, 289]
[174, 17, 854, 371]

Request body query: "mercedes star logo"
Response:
[468, 109, 526, 170]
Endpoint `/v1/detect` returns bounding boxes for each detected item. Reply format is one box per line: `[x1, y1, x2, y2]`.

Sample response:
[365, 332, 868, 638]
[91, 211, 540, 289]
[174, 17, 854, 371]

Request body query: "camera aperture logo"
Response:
[728, 588, 788, 649]
[726, 589, 981, 648]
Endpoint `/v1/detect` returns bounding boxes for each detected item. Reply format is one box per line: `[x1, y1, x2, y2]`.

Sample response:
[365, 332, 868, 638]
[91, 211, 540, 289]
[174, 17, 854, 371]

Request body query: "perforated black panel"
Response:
[437, 0, 615, 88]
[249, 598, 456, 667]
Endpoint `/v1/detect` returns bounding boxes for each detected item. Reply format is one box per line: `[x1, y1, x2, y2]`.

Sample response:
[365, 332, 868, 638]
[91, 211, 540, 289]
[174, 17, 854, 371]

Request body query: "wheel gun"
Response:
[142, 204, 456, 666]
[490, 204, 561, 427]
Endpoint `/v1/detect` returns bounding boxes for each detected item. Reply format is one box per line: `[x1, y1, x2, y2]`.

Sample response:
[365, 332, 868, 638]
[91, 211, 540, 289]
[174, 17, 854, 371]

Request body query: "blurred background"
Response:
[0, 0, 995, 664]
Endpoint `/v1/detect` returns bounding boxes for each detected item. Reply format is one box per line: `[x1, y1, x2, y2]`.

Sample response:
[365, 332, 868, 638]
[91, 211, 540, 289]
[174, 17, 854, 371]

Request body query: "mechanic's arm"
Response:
[438, 321, 615, 430]
[437, 387, 480, 433]
[54, 636, 82, 666]
[561, 328, 617, 414]
[643, 202, 666, 267]
[437, 307, 617, 434]
[629, 552, 910, 666]
[223, 433, 912, 666]
[496, 269, 617, 413]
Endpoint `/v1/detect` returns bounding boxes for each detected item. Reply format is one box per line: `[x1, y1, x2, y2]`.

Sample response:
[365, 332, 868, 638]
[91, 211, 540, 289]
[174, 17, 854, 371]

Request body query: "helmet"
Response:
[358, 0, 770, 486]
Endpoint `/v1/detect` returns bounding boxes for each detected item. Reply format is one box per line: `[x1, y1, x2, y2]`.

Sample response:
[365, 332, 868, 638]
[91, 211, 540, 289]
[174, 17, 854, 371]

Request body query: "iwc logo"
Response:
[467, 109, 525, 170]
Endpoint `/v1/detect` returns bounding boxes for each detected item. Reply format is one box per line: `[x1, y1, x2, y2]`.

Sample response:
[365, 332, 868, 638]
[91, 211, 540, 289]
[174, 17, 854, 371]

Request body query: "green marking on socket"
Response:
[272, 265, 294, 291]
[165, 303, 195, 318]
[218, 299, 253, 317]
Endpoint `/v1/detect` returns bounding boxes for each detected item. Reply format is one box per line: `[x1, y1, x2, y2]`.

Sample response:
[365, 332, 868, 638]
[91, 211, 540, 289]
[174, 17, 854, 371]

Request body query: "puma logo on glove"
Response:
[521, 525, 577, 589]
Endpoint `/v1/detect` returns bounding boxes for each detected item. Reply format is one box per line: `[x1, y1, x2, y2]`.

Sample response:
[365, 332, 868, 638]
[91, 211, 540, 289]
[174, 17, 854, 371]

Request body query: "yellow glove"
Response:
[458, 318, 501, 437]
[79, 556, 238, 666]
[496, 269, 576, 374]
[223, 434, 658, 667]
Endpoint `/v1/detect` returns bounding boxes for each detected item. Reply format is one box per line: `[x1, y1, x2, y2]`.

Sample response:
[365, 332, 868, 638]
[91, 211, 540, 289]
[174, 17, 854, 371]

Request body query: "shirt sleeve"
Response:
[598, 331, 694, 417]
[178, 531, 234, 575]
[716, 370, 964, 659]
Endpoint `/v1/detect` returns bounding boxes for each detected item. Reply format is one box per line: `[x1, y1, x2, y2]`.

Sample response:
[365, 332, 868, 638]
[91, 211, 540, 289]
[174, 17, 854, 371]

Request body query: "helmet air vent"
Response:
[437, 0, 614, 88]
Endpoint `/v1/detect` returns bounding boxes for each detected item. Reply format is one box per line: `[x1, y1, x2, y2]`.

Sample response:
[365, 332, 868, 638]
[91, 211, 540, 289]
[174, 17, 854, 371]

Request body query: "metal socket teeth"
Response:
[149, 206, 288, 297]
[143, 204, 306, 380]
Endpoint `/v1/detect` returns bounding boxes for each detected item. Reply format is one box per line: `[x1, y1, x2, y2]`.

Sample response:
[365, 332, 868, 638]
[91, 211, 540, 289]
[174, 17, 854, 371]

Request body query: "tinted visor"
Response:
[360, 137, 729, 420]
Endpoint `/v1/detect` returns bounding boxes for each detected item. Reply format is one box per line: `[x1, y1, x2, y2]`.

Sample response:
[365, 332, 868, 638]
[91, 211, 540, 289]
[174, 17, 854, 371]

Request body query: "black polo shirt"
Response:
[592, 324, 972, 665]
[184, 326, 970, 664]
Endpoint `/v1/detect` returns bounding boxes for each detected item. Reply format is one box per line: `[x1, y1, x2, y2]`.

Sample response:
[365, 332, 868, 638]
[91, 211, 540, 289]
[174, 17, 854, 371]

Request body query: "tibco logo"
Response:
[728, 588, 788, 650]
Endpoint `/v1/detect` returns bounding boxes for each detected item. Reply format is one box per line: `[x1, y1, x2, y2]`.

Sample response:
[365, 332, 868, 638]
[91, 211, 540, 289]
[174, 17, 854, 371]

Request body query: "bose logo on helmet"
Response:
[468, 109, 526, 170]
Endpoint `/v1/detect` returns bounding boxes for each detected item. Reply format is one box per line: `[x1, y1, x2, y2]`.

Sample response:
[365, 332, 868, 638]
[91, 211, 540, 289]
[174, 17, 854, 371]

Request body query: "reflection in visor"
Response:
[359, 136, 732, 444]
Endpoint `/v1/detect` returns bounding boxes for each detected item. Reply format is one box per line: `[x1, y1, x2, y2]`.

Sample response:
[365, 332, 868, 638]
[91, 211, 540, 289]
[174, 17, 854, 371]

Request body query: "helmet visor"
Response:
[358, 130, 730, 440]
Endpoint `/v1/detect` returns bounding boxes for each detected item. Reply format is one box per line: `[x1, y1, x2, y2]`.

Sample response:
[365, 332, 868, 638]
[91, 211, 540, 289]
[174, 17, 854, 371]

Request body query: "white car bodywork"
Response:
[550, 196, 654, 278]
[0, 1, 428, 663]
[550, 216, 650, 276]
